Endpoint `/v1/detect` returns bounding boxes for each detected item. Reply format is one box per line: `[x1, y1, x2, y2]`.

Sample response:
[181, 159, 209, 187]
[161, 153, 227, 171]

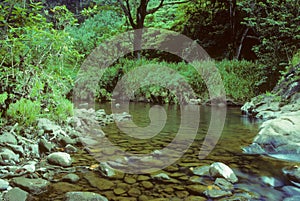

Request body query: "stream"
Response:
[40, 103, 299, 200]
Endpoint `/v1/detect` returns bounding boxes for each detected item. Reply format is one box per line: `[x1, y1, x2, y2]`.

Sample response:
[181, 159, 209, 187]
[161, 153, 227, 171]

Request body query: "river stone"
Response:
[84, 172, 114, 190]
[47, 152, 72, 167]
[209, 162, 238, 183]
[214, 178, 234, 191]
[5, 144, 24, 157]
[283, 166, 300, 186]
[190, 166, 210, 176]
[186, 185, 207, 194]
[128, 188, 141, 197]
[244, 111, 300, 160]
[65, 192, 108, 201]
[260, 176, 284, 187]
[0, 179, 9, 190]
[0, 148, 19, 165]
[113, 187, 126, 195]
[62, 173, 80, 183]
[124, 176, 136, 184]
[37, 118, 61, 132]
[2, 187, 28, 201]
[137, 175, 150, 181]
[11, 177, 49, 195]
[204, 187, 232, 198]
[39, 138, 55, 153]
[22, 161, 36, 173]
[98, 162, 124, 179]
[65, 144, 78, 153]
[141, 181, 154, 189]
[0, 132, 17, 145]
[185, 196, 207, 201]
[152, 173, 171, 180]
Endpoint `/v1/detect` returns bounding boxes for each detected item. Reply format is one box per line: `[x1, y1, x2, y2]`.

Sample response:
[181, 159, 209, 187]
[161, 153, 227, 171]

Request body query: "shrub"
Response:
[7, 98, 41, 126]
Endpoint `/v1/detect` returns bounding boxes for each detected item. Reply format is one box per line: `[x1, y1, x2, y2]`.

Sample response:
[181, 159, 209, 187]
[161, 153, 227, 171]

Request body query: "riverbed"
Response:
[40, 103, 299, 200]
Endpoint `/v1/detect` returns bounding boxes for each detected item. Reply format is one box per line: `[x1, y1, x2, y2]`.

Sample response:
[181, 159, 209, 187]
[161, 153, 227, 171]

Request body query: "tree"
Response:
[239, 0, 300, 89]
[117, 0, 188, 59]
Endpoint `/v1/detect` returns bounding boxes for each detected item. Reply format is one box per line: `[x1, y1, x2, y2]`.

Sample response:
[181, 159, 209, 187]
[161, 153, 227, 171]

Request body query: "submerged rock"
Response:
[11, 177, 49, 195]
[65, 192, 108, 201]
[209, 162, 238, 183]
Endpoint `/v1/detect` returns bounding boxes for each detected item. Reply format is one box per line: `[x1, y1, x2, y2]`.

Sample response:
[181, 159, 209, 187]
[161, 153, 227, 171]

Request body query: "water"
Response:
[40, 103, 299, 200]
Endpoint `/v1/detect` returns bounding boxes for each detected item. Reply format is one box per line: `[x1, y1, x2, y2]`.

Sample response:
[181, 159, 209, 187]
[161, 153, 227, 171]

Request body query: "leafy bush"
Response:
[7, 98, 41, 126]
[95, 58, 260, 103]
[216, 60, 262, 102]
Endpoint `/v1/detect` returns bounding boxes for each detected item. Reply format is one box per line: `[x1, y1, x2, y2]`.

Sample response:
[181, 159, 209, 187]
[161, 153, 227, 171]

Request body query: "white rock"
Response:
[209, 162, 238, 183]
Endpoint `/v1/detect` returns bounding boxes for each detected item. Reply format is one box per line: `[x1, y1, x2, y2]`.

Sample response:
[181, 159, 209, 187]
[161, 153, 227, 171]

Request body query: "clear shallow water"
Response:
[41, 103, 299, 200]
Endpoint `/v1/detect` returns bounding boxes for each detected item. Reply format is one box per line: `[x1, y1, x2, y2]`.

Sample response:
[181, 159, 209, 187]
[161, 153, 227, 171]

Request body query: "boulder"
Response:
[209, 162, 238, 183]
[47, 152, 72, 167]
[243, 111, 300, 161]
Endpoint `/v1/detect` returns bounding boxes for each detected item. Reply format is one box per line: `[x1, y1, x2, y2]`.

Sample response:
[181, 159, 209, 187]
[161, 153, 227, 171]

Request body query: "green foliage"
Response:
[239, 0, 300, 88]
[96, 58, 260, 103]
[216, 60, 262, 102]
[46, 96, 74, 122]
[7, 98, 41, 126]
[291, 50, 300, 66]
[0, 1, 80, 125]
[67, 9, 124, 55]
[48, 5, 78, 29]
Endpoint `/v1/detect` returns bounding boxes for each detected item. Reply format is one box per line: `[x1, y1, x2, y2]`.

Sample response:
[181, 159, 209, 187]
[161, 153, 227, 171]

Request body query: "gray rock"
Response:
[62, 174, 80, 183]
[214, 178, 234, 191]
[152, 173, 171, 180]
[98, 162, 116, 177]
[27, 144, 40, 158]
[260, 176, 284, 187]
[0, 179, 9, 190]
[283, 166, 300, 186]
[21, 161, 36, 173]
[5, 144, 24, 157]
[0, 148, 19, 165]
[39, 138, 55, 153]
[11, 177, 49, 195]
[37, 118, 61, 132]
[65, 192, 108, 201]
[47, 152, 72, 167]
[209, 162, 238, 183]
[60, 136, 76, 146]
[190, 166, 210, 176]
[2, 187, 28, 201]
[244, 111, 300, 161]
[204, 188, 232, 198]
[65, 144, 78, 153]
[0, 132, 17, 145]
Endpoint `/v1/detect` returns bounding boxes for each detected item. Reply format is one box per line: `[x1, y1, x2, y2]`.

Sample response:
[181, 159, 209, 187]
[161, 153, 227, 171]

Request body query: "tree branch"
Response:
[117, 0, 137, 28]
[147, 0, 188, 15]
